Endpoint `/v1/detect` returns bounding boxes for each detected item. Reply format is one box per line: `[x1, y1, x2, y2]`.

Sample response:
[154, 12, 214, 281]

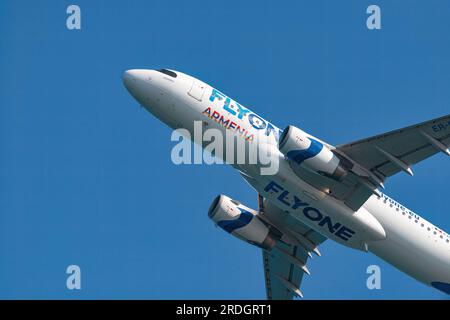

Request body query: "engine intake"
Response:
[279, 125, 348, 181]
[208, 195, 278, 250]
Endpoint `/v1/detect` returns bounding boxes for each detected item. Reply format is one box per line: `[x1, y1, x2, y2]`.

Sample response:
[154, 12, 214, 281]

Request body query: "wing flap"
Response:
[337, 114, 450, 180]
[259, 197, 327, 299]
[263, 242, 307, 300]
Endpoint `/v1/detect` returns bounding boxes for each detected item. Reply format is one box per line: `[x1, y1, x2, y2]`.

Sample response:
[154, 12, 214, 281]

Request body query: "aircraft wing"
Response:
[262, 244, 309, 300]
[259, 196, 326, 299]
[292, 114, 450, 212]
[336, 114, 450, 180]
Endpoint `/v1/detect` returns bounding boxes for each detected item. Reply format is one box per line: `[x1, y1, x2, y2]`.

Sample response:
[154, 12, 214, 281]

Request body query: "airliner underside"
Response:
[123, 68, 450, 299]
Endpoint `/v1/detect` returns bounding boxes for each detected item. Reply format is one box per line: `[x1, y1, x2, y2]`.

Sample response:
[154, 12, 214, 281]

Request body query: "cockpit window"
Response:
[157, 69, 177, 78]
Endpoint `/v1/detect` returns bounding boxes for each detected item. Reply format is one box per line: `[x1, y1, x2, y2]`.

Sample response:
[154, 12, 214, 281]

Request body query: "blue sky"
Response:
[1, 0, 449, 299]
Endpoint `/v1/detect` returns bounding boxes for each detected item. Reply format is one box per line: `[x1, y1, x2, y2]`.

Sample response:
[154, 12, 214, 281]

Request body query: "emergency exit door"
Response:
[188, 80, 206, 101]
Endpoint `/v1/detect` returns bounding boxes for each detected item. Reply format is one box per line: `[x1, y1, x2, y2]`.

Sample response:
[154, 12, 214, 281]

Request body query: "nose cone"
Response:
[122, 69, 141, 91]
[122, 69, 154, 102]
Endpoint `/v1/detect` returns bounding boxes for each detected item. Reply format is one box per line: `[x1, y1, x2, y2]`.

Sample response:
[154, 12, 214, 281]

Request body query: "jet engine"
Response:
[279, 125, 348, 181]
[208, 195, 280, 250]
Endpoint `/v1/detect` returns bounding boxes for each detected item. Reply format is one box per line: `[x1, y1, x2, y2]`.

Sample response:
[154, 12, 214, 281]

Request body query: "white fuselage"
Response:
[123, 69, 450, 295]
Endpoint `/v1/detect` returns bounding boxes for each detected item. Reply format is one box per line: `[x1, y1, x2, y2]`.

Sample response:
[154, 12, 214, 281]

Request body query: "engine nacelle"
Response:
[208, 195, 279, 250]
[279, 125, 348, 181]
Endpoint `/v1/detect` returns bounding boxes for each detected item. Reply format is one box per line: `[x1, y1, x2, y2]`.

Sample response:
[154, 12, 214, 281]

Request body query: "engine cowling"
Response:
[208, 195, 279, 250]
[279, 125, 348, 181]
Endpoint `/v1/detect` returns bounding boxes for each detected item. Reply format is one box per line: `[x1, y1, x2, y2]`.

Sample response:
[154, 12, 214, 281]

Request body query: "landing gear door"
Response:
[188, 80, 206, 101]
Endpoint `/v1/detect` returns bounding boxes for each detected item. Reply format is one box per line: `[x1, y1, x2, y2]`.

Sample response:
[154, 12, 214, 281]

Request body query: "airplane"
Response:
[123, 68, 450, 299]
